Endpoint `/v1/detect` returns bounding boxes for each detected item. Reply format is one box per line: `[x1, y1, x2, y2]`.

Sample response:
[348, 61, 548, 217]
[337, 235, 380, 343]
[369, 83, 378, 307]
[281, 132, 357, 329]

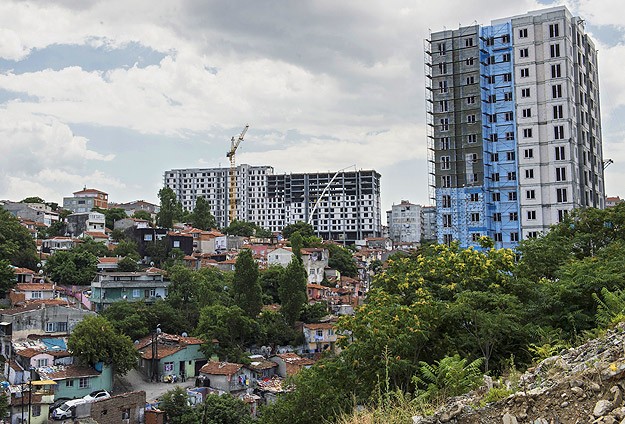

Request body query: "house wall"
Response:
[52, 365, 113, 401]
[1, 306, 96, 340]
[88, 390, 146, 424]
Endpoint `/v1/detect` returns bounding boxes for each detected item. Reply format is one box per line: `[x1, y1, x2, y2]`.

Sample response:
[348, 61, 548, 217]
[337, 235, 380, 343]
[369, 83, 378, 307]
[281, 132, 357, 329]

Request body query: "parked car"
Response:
[83, 389, 111, 402]
[52, 398, 87, 420]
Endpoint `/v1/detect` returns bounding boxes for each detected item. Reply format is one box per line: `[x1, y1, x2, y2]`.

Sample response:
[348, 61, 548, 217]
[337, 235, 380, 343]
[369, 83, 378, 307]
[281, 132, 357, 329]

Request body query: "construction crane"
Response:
[226, 125, 249, 223]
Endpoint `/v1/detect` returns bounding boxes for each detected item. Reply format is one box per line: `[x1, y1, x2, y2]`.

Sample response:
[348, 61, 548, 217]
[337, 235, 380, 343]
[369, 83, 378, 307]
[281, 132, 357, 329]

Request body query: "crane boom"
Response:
[227, 125, 249, 224]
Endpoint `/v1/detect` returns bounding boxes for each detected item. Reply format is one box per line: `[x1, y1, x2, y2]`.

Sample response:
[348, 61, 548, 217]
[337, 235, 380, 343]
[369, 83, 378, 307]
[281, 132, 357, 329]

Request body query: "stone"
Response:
[570, 379, 584, 388]
[571, 386, 585, 397]
[613, 407, 625, 420]
[484, 374, 494, 390]
[595, 399, 614, 417]
[561, 401, 569, 407]
[502, 412, 518, 424]
[533, 419, 548, 424]
[412, 416, 424, 424]
[612, 385, 623, 407]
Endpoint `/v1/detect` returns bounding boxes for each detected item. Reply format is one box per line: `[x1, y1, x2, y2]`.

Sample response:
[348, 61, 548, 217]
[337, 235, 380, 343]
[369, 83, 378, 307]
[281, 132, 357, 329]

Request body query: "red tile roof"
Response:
[200, 362, 243, 376]
[15, 283, 55, 291]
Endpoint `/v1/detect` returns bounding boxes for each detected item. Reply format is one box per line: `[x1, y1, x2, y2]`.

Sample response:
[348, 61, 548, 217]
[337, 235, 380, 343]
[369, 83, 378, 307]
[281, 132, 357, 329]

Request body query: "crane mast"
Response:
[226, 125, 249, 224]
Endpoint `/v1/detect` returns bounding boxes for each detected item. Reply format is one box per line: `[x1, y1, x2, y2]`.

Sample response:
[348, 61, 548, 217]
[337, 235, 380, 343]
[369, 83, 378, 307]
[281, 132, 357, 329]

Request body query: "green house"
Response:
[135, 333, 208, 382]
[35, 363, 113, 400]
[90, 272, 169, 312]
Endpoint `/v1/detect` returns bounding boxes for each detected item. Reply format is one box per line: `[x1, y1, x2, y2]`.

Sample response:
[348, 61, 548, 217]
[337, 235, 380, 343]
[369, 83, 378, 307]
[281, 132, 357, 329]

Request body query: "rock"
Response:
[439, 402, 462, 422]
[484, 374, 494, 390]
[570, 379, 584, 388]
[561, 401, 570, 407]
[612, 385, 623, 407]
[532, 419, 548, 424]
[613, 407, 625, 419]
[571, 386, 584, 397]
[412, 416, 423, 424]
[502, 412, 518, 424]
[595, 399, 614, 417]
[591, 382, 603, 392]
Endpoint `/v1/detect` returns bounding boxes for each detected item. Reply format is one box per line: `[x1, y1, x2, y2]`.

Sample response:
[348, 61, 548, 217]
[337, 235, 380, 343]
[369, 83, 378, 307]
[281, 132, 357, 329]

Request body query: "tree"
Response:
[37, 220, 66, 239]
[195, 305, 258, 361]
[145, 239, 169, 267]
[44, 250, 98, 286]
[159, 386, 195, 424]
[278, 257, 307, 325]
[259, 265, 283, 304]
[117, 256, 139, 272]
[327, 244, 357, 277]
[282, 221, 314, 239]
[74, 237, 109, 257]
[190, 197, 217, 230]
[290, 231, 303, 259]
[113, 240, 140, 260]
[224, 220, 257, 237]
[232, 250, 262, 317]
[67, 315, 139, 375]
[256, 310, 299, 348]
[132, 210, 152, 222]
[0, 208, 38, 269]
[198, 393, 252, 424]
[156, 187, 180, 229]
[0, 259, 16, 294]
[21, 196, 45, 204]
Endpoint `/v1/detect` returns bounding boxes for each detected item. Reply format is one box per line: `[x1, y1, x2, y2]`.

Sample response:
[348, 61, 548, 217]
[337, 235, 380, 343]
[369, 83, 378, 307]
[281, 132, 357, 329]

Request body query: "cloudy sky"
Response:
[1, 0, 624, 218]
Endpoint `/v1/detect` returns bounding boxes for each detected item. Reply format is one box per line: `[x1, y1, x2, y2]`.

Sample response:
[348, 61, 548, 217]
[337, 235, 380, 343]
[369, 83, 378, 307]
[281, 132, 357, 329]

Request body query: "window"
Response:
[502, 53, 511, 62]
[439, 137, 450, 150]
[471, 213, 480, 222]
[468, 153, 478, 163]
[79, 377, 90, 389]
[554, 125, 565, 140]
[504, 92, 513, 101]
[467, 134, 477, 144]
[521, 88, 530, 98]
[437, 42, 446, 55]
[527, 210, 537, 220]
[556, 188, 568, 203]
[133, 289, 140, 298]
[494, 233, 503, 242]
[509, 212, 518, 221]
[144, 234, 153, 241]
[471, 233, 481, 242]
[443, 214, 452, 227]
[505, 132, 515, 140]
[66, 380, 74, 387]
[438, 62, 448, 74]
[442, 195, 451, 208]
[467, 96, 476, 105]
[507, 151, 515, 161]
[466, 57, 474, 66]
[525, 169, 534, 179]
[524, 148, 534, 158]
[520, 48, 529, 58]
[507, 172, 517, 181]
[32, 405, 41, 417]
[520, 68, 529, 78]
[549, 23, 560, 38]
[491, 153, 499, 162]
[550, 44, 561, 58]
[522, 108, 532, 118]
[37, 358, 48, 367]
[552, 84, 562, 98]
[556, 167, 567, 181]
[441, 175, 451, 187]
[558, 209, 569, 222]
[466, 76, 475, 85]
[440, 118, 449, 131]
[526, 190, 536, 199]
[553, 105, 563, 119]
[440, 156, 450, 170]
[492, 193, 501, 202]
[503, 73, 512, 82]
[551, 64, 561, 78]
[439, 100, 448, 111]
[504, 112, 513, 121]
[502, 34, 510, 43]
[443, 234, 453, 245]
[519, 28, 528, 38]
[173, 240, 180, 248]
[508, 191, 517, 201]
[523, 128, 533, 138]
[465, 37, 474, 47]
[467, 114, 476, 123]
[164, 361, 174, 372]
[470, 193, 479, 202]
[490, 134, 499, 142]
[439, 80, 448, 93]
[555, 146, 566, 160]
[488, 94, 497, 103]
[510, 232, 519, 242]
[491, 173, 500, 182]
[528, 231, 539, 238]
[493, 213, 502, 222]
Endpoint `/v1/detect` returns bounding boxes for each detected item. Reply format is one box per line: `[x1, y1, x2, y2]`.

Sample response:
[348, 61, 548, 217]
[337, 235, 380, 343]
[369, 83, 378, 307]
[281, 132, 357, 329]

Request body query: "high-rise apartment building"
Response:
[426, 6, 604, 248]
[386, 201, 423, 244]
[163, 166, 382, 243]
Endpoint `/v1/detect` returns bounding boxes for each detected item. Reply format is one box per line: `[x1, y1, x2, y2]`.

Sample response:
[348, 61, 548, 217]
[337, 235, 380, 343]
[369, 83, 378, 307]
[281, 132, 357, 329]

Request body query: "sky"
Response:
[1, 0, 625, 218]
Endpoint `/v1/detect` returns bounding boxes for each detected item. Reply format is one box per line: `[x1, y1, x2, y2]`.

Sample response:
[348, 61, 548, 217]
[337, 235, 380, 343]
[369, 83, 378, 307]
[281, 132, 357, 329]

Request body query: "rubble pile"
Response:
[413, 323, 625, 423]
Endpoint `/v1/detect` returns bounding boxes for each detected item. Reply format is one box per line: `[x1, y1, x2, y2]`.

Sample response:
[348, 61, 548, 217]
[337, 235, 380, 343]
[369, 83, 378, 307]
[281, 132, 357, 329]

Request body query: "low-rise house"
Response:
[301, 248, 329, 284]
[81, 231, 109, 243]
[66, 212, 106, 238]
[244, 355, 278, 383]
[6, 380, 56, 424]
[267, 247, 293, 268]
[135, 332, 206, 382]
[87, 390, 146, 424]
[36, 363, 113, 401]
[307, 284, 330, 302]
[302, 323, 338, 354]
[113, 217, 151, 231]
[41, 237, 80, 254]
[2, 201, 59, 226]
[198, 362, 248, 393]
[269, 353, 315, 378]
[13, 338, 72, 371]
[9, 282, 56, 306]
[97, 257, 120, 272]
[12, 267, 37, 284]
[63, 188, 108, 213]
[90, 271, 170, 312]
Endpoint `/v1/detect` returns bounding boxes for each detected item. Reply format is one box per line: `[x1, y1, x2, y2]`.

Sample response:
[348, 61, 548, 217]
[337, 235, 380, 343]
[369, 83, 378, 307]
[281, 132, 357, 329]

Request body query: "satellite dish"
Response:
[122, 295, 127, 299]
[181, 332, 188, 337]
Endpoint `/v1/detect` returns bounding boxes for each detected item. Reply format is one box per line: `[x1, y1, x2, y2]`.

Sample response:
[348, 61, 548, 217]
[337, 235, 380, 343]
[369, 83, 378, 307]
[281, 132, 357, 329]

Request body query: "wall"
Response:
[88, 390, 146, 424]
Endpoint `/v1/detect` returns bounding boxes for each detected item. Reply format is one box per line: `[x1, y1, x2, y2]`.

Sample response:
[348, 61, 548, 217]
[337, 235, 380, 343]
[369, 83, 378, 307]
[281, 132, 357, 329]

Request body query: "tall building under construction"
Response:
[426, 6, 605, 248]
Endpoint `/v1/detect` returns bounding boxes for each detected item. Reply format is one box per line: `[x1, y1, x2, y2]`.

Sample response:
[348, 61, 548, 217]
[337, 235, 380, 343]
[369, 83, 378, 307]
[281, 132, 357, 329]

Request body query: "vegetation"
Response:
[232, 250, 262, 318]
[44, 249, 98, 286]
[0, 208, 38, 269]
[156, 187, 185, 229]
[92, 206, 128, 230]
[0, 259, 16, 293]
[278, 257, 308, 325]
[159, 387, 252, 424]
[189, 196, 217, 230]
[224, 220, 269, 237]
[282, 221, 314, 239]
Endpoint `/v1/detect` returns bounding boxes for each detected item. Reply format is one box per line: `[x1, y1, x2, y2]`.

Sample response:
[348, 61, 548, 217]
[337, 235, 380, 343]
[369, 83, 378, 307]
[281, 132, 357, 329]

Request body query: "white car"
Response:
[82, 390, 111, 402]
[52, 398, 87, 420]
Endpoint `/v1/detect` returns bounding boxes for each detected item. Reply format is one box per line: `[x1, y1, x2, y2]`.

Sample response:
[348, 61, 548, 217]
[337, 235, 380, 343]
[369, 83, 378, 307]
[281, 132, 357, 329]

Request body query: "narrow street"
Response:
[116, 369, 196, 404]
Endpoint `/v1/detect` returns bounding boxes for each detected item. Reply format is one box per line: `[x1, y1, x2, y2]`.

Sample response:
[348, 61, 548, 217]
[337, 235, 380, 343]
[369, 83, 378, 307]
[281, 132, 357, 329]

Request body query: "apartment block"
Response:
[426, 6, 604, 248]
[386, 200, 423, 244]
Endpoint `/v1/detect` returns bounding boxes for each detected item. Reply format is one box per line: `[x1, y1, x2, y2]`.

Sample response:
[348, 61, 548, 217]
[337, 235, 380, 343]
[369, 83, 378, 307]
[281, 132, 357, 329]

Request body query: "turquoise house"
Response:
[90, 271, 169, 312]
[35, 363, 113, 400]
[135, 333, 207, 382]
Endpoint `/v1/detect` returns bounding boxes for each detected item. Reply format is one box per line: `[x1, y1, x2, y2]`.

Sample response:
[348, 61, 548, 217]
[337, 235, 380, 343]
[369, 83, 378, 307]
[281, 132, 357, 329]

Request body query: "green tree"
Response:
[259, 265, 283, 304]
[195, 305, 258, 361]
[198, 393, 252, 424]
[68, 315, 139, 375]
[132, 210, 152, 222]
[110, 228, 128, 242]
[0, 392, 9, 420]
[156, 187, 180, 229]
[190, 197, 217, 230]
[290, 231, 303, 259]
[0, 259, 16, 294]
[232, 250, 262, 317]
[159, 386, 195, 424]
[224, 220, 257, 237]
[282, 221, 314, 239]
[300, 301, 328, 324]
[0, 208, 38, 269]
[145, 239, 169, 267]
[20, 196, 45, 204]
[44, 250, 98, 286]
[113, 240, 140, 260]
[117, 256, 139, 272]
[278, 257, 308, 325]
[101, 301, 150, 341]
[37, 220, 67, 239]
[74, 237, 109, 257]
[256, 310, 299, 348]
[327, 244, 357, 277]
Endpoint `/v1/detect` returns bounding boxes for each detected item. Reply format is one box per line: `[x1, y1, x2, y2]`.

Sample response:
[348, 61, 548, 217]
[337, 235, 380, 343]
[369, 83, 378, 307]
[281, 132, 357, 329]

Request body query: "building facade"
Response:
[164, 166, 382, 243]
[63, 188, 109, 213]
[386, 201, 423, 244]
[427, 6, 604, 248]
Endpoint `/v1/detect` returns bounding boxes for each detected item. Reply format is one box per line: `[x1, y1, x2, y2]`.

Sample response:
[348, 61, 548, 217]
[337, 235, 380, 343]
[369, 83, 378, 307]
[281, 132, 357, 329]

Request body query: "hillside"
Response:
[413, 323, 625, 423]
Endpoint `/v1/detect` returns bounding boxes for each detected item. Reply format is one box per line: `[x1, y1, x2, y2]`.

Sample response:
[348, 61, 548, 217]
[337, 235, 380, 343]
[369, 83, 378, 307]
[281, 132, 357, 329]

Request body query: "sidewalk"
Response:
[116, 369, 196, 403]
